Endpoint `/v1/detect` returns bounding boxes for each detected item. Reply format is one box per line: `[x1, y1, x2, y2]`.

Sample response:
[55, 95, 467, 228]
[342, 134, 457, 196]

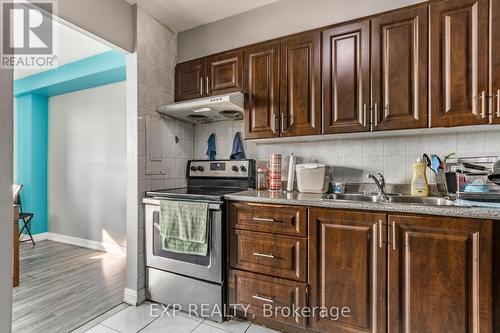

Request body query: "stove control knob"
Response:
[190, 166, 197, 172]
[240, 166, 247, 172]
[197, 166, 204, 172]
[232, 165, 239, 172]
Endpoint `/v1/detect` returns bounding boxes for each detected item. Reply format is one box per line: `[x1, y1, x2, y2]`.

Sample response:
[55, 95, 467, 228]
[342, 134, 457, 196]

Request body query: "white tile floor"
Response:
[83, 303, 279, 333]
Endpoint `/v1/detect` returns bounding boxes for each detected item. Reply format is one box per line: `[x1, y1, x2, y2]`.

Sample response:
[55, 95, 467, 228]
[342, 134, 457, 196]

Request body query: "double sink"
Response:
[324, 193, 459, 206]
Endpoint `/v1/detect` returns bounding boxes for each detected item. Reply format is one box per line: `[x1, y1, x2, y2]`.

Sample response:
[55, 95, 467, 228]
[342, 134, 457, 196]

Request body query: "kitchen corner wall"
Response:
[136, 6, 194, 195]
[133, 6, 193, 299]
[195, 122, 500, 185]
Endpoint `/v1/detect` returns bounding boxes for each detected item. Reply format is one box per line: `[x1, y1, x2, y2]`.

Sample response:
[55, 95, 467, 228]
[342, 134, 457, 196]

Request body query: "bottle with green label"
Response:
[411, 157, 429, 197]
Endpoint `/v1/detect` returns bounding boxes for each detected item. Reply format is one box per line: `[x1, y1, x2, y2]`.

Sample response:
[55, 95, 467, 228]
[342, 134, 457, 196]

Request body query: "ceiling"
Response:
[14, 20, 112, 80]
[126, 0, 280, 32]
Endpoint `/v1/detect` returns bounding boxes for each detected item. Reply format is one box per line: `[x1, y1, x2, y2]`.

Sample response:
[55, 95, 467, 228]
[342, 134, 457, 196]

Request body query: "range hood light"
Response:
[193, 107, 212, 113]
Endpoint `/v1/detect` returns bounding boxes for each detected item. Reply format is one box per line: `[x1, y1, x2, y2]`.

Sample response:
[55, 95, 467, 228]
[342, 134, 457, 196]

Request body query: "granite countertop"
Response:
[225, 190, 500, 221]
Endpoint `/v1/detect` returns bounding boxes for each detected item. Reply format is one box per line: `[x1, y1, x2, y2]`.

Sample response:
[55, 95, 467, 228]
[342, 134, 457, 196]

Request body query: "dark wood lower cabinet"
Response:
[388, 214, 492, 333]
[309, 209, 387, 333]
[228, 202, 495, 332]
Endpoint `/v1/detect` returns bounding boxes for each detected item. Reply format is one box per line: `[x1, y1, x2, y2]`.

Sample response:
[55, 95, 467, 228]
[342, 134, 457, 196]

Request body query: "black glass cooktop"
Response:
[146, 187, 247, 202]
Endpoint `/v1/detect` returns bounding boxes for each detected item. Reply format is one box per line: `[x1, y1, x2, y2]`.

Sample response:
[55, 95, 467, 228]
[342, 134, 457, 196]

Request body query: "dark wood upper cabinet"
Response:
[206, 50, 243, 96]
[372, 6, 429, 130]
[280, 31, 321, 137]
[175, 58, 206, 101]
[322, 20, 371, 134]
[309, 209, 387, 333]
[244, 42, 280, 139]
[388, 214, 492, 333]
[492, 0, 500, 124]
[430, 0, 489, 127]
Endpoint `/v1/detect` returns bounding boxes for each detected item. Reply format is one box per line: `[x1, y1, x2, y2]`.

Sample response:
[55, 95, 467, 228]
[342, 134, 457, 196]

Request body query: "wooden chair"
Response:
[12, 184, 36, 246]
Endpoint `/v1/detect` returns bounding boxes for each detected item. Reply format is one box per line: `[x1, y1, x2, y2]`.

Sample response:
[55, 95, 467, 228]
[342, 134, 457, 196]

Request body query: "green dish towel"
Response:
[159, 201, 209, 256]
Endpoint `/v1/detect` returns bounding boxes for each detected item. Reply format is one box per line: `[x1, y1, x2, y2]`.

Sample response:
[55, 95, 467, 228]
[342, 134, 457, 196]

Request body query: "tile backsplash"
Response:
[194, 120, 500, 185]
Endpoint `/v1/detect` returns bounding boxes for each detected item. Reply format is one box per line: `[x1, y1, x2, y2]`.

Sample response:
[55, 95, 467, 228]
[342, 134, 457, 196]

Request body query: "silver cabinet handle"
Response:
[200, 77, 203, 95]
[480, 91, 487, 119]
[252, 294, 274, 303]
[392, 221, 396, 250]
[253, 252, 275, 259]
[271, 112, 276, 133]
[206, 76, 209, 95]
[281, 112, 287, 131]
[252, 217, 275, 222]
[497, 90, 500, 118]
[374, 102, 378, 127]
[378, 220, 383, 249]
[363, 104, 367, 127]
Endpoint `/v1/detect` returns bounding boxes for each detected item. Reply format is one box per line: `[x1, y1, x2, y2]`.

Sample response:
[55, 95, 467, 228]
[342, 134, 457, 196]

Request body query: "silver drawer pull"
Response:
[252, 217, 275, 222]
[253, 252, 275, 259]
[252, 294, 274, 303]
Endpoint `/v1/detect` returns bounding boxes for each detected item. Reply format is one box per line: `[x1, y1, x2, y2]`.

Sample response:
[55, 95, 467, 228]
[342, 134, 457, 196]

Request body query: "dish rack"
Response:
[446, 155, 500, 202]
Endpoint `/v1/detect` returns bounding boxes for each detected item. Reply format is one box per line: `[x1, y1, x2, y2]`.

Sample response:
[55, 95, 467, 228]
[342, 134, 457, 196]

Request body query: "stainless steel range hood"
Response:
[157, 92, 244, 124]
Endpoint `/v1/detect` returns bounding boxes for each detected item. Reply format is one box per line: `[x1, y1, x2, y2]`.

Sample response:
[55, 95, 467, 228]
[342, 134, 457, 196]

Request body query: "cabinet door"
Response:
[372, 6, 428, 130]
[492, 0, 500, 124]
[206, 50, 243, 96]
[388, 215, 492, 333]
[430, 0, 489, 127]
[175, 58, 206, 101]
[280, 31, 321, 137]
[322, 20, 370, 134]
[309, 209, 387, 333]
[244, 42, 280, 139]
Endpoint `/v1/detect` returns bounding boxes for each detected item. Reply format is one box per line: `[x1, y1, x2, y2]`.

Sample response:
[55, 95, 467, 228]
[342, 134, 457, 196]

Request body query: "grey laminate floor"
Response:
[12, 240, 126, 333]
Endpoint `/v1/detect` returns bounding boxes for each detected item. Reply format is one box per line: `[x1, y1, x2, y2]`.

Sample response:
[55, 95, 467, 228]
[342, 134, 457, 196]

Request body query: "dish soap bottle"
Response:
[411, 157, 429, 197]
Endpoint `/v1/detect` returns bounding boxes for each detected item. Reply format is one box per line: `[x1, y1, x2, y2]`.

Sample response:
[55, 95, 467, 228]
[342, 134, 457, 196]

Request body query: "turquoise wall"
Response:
[14, 50, 126, 235]
[15, 94, 49, 235]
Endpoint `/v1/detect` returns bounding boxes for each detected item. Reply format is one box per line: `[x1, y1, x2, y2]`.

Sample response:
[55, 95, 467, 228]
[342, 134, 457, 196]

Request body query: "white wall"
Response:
[125, 6, 186, 305]
[0, 68, 13, 331]
[178, 0, 427, 62]
[48, 82, 127, 247]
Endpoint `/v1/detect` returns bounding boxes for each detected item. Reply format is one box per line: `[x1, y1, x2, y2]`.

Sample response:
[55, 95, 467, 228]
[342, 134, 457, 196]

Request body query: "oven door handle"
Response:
[153, 217, 212, 239]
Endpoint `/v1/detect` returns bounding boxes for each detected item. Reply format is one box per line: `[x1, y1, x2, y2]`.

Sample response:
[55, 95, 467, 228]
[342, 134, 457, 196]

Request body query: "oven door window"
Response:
[152, 211, 210, 266]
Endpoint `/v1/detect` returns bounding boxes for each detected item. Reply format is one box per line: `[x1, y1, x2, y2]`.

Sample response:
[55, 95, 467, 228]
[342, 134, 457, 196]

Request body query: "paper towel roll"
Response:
[287, 154, 296, 192]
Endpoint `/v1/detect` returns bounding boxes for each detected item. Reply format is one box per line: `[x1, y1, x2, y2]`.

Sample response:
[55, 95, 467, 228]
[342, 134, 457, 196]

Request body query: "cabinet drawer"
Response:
[230, 230, 307, 282]
[230, 202, 307, 237]
[228, 269, 307, 328]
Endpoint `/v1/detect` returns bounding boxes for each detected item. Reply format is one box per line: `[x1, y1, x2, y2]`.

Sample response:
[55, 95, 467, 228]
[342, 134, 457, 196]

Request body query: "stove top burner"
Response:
[146, 186, 247, 202]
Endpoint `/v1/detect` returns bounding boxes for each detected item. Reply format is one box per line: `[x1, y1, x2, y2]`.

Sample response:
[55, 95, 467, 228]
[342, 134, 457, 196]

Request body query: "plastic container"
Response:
[295, 164, 329, 193]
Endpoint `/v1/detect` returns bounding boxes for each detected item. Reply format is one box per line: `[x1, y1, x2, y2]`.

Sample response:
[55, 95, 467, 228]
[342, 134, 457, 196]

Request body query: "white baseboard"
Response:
[19, 232, 48, 243]
[46, 232, 126, 256]
[123, 287, 146, 306]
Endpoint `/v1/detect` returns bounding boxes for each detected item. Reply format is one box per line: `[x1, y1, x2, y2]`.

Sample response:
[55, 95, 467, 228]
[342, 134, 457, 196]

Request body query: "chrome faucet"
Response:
[367, 173, 386, 196]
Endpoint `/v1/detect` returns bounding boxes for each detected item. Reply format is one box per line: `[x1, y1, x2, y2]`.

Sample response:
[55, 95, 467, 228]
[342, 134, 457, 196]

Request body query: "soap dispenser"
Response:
[411, 157, 429, 197]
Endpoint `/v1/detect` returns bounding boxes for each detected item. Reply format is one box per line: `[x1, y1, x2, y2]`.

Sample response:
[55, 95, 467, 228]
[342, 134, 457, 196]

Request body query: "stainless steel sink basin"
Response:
[324, 193, 460, 206]
[387, 196, 459, 206]
[324, 193, 383, 202]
